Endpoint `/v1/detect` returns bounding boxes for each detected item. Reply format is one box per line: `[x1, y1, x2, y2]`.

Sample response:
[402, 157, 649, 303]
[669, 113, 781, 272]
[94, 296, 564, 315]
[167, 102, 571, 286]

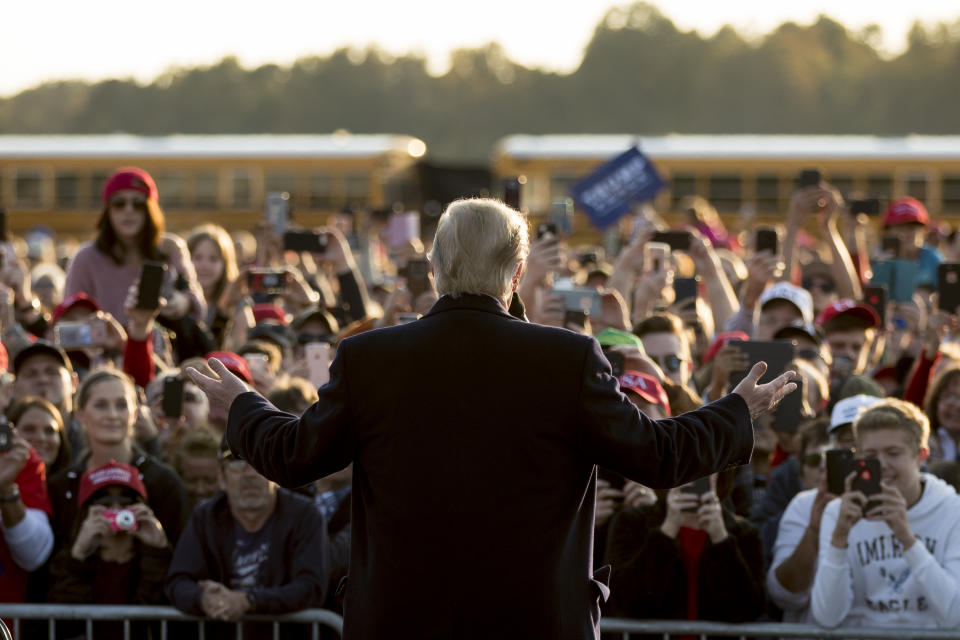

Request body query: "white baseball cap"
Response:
[830, 394, 884, 432]
[759, 282, 814, 325]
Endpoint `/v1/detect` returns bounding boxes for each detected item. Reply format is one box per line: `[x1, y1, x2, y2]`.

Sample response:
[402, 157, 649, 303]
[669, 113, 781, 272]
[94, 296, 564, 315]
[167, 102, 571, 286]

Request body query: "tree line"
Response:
[2, 3, 959, 161]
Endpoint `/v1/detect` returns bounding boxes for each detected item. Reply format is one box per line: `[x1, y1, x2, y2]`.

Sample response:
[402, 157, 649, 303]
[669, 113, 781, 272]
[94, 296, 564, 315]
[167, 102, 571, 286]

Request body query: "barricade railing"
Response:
[0, 604, 343, 640]
[599, 618, 960, 639]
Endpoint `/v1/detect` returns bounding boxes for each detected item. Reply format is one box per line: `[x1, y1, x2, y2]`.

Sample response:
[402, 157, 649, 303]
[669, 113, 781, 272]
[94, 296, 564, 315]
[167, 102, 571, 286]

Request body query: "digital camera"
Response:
[104, 509, 138, 532]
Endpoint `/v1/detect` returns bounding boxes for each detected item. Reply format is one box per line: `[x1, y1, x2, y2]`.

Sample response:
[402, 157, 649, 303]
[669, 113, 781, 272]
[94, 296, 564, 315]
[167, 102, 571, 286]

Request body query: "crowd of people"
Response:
[0, 165, 959, 636]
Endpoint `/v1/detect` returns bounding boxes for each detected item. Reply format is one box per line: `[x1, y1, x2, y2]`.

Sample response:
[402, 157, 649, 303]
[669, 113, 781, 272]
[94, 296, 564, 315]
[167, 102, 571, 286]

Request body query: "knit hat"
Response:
[102, 167, 158, 204]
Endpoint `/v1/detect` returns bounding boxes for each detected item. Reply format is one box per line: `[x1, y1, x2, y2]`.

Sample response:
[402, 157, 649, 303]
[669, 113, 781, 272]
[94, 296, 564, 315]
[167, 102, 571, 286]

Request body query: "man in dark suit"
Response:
[188, 198, 796, 639]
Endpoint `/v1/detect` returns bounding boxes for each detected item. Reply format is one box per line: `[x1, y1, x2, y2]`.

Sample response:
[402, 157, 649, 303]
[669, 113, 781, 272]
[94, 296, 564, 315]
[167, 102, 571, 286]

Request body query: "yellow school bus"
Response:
[0, 133, 427, 236]
[493, 134, 960, 237]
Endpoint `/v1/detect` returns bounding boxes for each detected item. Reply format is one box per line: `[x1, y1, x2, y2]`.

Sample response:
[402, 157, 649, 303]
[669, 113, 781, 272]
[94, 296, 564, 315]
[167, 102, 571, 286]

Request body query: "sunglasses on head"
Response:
[109, 196, 147, 212]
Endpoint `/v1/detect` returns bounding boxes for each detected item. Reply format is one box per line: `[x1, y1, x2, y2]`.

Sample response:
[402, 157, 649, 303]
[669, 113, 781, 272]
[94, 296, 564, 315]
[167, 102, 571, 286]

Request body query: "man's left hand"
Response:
[867, 482, 915, 550]
[186, 358, 251, 414]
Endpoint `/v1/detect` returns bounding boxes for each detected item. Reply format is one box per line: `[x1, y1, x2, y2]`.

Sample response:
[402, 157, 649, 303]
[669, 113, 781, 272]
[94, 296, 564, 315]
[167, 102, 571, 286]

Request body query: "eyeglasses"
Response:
[802, 280, 835, 293]
[802, 452, 824, 468]
[650, 354, 685, 373]
[91, 493, 138, 507]
[109, 196, 147, 212]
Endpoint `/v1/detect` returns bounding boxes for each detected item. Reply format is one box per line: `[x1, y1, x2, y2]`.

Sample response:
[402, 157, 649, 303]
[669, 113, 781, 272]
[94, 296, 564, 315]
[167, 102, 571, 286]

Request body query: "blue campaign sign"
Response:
[570, 146, 665, 229]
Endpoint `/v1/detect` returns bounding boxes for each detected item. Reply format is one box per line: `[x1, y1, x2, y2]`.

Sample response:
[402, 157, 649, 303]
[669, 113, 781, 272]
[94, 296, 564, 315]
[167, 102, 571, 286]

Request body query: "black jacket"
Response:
[164, 488, 329, 616]
[226, 293, 754, 639]
[604, 503, 765, 624]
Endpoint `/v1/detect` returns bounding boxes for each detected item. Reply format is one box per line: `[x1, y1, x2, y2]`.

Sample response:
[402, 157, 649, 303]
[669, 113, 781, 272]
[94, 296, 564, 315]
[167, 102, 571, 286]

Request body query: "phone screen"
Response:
[651, 231, 692, 252]
[137, 262, 167, 310]
[162, 377, 184, 419]
[503, 178, 521, 209]
[937, 263, 960, 315]
[826, 448, 854, 495]
[283, 231, 327, 254]
[755, 228, 779, 255]
[799, 169, 821, 188]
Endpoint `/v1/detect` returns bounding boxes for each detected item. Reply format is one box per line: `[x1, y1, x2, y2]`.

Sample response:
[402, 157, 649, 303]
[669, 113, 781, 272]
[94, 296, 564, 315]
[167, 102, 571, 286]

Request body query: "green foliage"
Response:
[1, 3, 959, 160]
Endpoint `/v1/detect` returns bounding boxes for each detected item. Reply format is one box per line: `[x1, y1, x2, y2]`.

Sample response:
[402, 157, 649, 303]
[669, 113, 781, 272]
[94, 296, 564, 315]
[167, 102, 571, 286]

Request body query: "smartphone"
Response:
[304, 342, 331, 388]
[602, 348, 626, 377]
[826, 448, 854, 496]
[247, 268, 288, 296]
[882, 236, 901, 258]
[937, 263, 960, 315]
[0, 418, 11, 453]
[550, 287, 603, 317]
[404, 258, 432, 298]
[387, 212, 420, 249]
[283, 230, 328, 254]
[851, 458, 883, 513]
[503, 177, 521, 210]
[755, 228, 779, 255]
[770, 380, 804, 434]
[53, 318, 107, 349]
[682, 476, 711, 511]
[537, 222, 558, 240]
[870, 260, 917, 304]
[850, 198, 880, 216]
[726, 340, 795, 389]
[265, 192, 291, 236]
[162, 377, 184, 419]
[673, 277, 699, 306]
[651, 230, 692, 252]
[644, 242, 670, 273]
[136, 261, 167, 310]
[798, 169, 822, 188]
[550, 198, 573, 236]
[863, 285, 888, 328]
[563, 310, 588, 330]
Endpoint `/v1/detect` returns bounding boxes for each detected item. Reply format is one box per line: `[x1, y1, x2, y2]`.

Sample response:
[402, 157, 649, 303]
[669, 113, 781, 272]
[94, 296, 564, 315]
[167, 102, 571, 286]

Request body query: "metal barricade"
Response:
[599, 618, 960, 639]
[0, 604, 343, 640]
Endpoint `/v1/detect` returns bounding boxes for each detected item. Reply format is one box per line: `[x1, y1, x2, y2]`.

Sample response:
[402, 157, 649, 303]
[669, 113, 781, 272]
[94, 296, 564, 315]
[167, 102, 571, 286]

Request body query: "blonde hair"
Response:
[854, 398, 929, 452]
[428, 199, 529, 300]
[188, 224, 239, 300]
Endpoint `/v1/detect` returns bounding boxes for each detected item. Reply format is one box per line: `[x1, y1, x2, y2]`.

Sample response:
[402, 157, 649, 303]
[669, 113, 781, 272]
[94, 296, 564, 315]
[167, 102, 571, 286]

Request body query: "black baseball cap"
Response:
[13, 341, 73, 374]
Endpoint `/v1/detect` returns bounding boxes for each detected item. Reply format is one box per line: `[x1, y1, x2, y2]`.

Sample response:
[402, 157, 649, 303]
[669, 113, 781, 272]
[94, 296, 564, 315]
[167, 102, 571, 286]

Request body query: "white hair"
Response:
[428, 199, 529, 300]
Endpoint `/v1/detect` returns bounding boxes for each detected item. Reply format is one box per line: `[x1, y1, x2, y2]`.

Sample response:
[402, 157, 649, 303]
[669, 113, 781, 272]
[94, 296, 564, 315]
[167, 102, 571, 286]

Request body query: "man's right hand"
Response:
[731, 361, 797, 420]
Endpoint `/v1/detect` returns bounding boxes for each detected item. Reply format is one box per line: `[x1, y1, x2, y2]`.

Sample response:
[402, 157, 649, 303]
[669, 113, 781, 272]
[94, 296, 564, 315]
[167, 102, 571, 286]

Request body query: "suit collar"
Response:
[425, 293, 517, 321]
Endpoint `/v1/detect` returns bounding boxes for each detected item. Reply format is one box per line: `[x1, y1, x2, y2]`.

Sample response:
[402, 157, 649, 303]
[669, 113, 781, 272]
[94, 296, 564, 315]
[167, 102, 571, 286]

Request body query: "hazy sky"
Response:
[3, 0, 958, 97]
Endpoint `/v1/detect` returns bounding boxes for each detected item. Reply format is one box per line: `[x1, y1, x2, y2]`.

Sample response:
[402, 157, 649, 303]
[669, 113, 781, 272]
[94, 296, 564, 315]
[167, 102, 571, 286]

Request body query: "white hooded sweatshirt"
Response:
[811, 473, 960, 628]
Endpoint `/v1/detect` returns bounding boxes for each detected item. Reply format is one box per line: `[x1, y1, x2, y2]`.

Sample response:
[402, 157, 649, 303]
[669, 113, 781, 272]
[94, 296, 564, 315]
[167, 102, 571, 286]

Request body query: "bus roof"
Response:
[496, 134, 960, 161]
[0, 133, 426, 159]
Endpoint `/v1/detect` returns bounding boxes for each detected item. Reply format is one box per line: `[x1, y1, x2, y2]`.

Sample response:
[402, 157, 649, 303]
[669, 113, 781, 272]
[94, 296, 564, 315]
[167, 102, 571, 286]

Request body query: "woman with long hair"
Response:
[188, 224, 239, 346]
[924, 365, 960, 462]
[6, 396, 71, 478]
[63, 167, 205, 326]
[46, 368, 188, 551]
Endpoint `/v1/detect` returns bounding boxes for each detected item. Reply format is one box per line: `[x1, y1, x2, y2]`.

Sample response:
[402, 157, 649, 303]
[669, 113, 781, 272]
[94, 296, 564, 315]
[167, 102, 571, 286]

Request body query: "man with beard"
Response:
[165, 439, 329, 638]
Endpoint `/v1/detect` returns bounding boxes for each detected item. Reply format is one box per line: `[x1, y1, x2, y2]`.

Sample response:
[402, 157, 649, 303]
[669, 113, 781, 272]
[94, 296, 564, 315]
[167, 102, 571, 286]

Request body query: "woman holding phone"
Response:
[64, 167, 204, 326]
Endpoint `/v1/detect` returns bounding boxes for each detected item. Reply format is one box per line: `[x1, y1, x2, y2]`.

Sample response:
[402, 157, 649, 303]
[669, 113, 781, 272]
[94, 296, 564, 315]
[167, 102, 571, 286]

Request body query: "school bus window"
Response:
[230, 169, 251, 210]
[867, 175, 892, 201]
[345, 173, 369, 207]
[549, 175, 578, 202]
[265, 172, 298, 207]
[829, 174, 854, 200]
[943, 176, 960, 213]
[194, 172, 218, 210]
[157, 172, 185, 210]
[755, 175, 780, 213]
[90, 171, 111, 208]
[709, 175, 741, 212]
[15, 170, 43, 209]
[671, 174, 696, 209]
[55, 172, 80, 209]
[906, 176, 927, 203]
[309, 174, 334, 210]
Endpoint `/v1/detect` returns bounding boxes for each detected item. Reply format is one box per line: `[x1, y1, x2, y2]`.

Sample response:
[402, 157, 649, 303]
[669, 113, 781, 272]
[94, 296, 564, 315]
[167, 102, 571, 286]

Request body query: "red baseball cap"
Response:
[102, 167, 158, 204]
[703, 331, 750, 365]
[815, 299, 880, 329]
[252, 304, 289, 326]
[77, 461, 147, 506]
[884, 197, 929, 227]
[50, 292, 101, 325]
[205, 351, 254, 384]
[619, 370, 671, 416]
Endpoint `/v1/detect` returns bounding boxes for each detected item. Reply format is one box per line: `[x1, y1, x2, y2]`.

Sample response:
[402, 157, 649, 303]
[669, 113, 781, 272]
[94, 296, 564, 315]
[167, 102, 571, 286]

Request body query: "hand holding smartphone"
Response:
[136, 262, 167, 310]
